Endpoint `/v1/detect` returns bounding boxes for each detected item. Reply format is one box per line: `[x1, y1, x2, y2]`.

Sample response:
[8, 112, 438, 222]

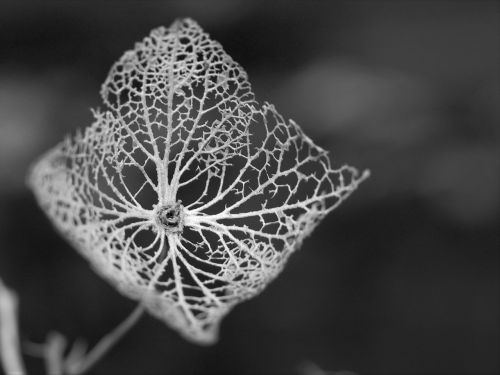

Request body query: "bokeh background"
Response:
[0, 1, 498, 374]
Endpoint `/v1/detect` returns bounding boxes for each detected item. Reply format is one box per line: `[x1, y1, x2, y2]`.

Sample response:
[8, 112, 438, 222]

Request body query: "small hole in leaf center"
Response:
[156, 201, 184, 233]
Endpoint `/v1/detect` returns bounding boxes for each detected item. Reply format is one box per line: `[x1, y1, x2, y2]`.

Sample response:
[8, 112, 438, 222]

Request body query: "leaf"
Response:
[28, 18, 369, 345]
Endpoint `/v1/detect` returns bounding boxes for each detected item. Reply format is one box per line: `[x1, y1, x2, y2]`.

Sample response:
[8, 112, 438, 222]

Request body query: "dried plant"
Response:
[27, 18, 369, 350]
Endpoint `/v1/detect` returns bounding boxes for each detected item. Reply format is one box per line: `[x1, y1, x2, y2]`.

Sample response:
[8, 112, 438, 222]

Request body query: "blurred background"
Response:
[0, 1, 498, 374]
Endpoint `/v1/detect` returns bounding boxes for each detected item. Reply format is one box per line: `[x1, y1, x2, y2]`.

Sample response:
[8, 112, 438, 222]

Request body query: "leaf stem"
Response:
[68, 304, 145, 375]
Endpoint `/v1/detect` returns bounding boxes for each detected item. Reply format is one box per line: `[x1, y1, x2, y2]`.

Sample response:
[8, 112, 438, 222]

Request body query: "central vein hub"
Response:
[155, 201, 184, 234]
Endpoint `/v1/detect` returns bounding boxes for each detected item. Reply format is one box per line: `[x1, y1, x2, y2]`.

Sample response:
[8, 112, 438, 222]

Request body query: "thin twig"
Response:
[67, 304, 145, 375]
[0, 278, 26, 375]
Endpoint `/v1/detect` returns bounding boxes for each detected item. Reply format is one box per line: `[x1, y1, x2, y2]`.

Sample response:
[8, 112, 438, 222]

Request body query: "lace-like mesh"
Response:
[28, 18, 369, 344]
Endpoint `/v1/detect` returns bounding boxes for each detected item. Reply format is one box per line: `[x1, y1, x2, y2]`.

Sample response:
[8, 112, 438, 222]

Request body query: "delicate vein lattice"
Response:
[28, 18, 369, 344]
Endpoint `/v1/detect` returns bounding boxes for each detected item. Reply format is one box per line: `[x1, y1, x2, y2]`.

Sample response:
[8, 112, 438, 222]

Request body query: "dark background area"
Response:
[0, 1, 498, 374]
